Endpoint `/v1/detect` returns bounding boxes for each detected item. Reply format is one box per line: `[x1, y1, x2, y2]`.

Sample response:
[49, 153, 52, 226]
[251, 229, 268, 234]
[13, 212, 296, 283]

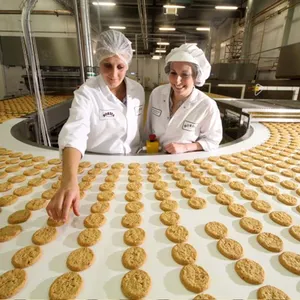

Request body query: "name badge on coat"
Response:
[182, 120, 198, 131]
[134, 105, 143, 116]
[99, 109, 116, 120]
[152, 107, 162, 117]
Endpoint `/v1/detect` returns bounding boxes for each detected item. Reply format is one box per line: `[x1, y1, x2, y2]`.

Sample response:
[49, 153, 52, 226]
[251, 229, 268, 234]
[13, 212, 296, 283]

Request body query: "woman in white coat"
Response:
[146, 44, 222, 154]
[47, 30, 144, 221]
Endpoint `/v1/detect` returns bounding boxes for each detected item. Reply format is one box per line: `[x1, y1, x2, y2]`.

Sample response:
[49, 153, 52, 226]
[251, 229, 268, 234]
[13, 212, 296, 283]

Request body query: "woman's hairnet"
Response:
[164, 44, 211, 86]
[95, 30, 133, 66]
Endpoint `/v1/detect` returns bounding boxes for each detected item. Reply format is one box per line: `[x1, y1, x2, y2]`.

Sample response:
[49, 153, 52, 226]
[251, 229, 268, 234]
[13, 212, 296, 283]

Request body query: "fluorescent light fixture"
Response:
[215, 6, 238, 10]
[92, 2, 116, 6]
[130, 72, 136, 75]
[132, 49, 136, 52]
[93, 50, 96, 54]
[152, 55, 162, 60]
[163, 5, 185, 9]
[109, 26, 126, 30]
[157, 42, 170, 46]
[156, 49, 166, 53]
[159, 27, 176, 31]
[196, 27, 210, 31]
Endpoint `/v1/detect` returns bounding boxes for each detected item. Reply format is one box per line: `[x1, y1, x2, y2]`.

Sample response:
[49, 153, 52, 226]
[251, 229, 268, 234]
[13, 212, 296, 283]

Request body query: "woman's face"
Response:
[99, 55, 127, 89]
[169, 62, 195, 99]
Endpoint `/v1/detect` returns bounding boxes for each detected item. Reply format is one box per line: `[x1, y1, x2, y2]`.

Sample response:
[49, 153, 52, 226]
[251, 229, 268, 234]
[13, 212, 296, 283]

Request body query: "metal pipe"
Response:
[73, 0, 85, 84]
[135, 34, 138, 81]
[241, 0, 254, 59]
[137, 0, 147, 50]
[0, 9, 72, 15]
[217, 84, 246, 99]
[142, 0, 148, 50]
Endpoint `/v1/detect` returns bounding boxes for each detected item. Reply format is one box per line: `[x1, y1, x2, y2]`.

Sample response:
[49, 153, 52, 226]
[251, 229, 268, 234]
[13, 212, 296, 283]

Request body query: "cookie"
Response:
[84, 213, 106, 228]
[147, 174, 162, 182]
[194, 158, 204, 164]
[32, 226, 57, 245]
[164, 161, 176, 167]
[0, 269, 27, 299]
[248, 178, 264, 187]
[180, 264, 210, 293]
[82, 175, 97, 182]
[78, 181, 92, 191]
[88, 168, 102, 176]
[172, 173, 185, 181]
[0, 182, 13, 192]
[235, 170, 249, 179]
[251, 200, 271, 213]
[105, 175, 119, 182]
[281, 170, 295, 178]
[166, 225, 189, 243]
[111, 163, 125, 169]
[42, 171, 58, 179]
[5, 165, 21, 173]
[97, 191, 115, 201]
[240, 217, 262, 234]
[125, 191, 142, 202]
[191, 171, 204, 178]
[0, 194, 18, 207]
[34, 163, 49, 170]
[8, 175, 27, 183]
[280, 180, 298, 190]
[127, 182, 142, 191]
[66, 247, 95, 271]
[252, 168, 266, 176]
[188, 197, 206, 209]
[217, 238, 243, 260]
[12, 245, 42, 268]
[205, 222, 228, 239]
[172, 243, 197, 265]
[200, 162, 213, 170]
[32, 156, 45, 162]
[225, 165, 239, 173]
[25, 198, 48, 211]
[227, 203, 247, 217]
[208, 184, 224, 195]
[154, 181, 168, 190]
[91, 202, 110, 213]
[0, 224, 22, 242]
[193, 294, 216, 300]
[279, 252, 300, 275]
[269, 211, 292, 226]
[216, 174, 230, 183]
[122, 213, 142, 228]
[125, 202, 144, 213]
[229, 181, 245, 191]
[149, 167, 161, 174]
[52, 181, 61, 189]
[122, 246, 146, 269]
[257, 285, 290, 300]
[257, 232, 283, 252]
[235, 258, 265, 284]
[240, 189, 259, 201]
[289, 225, 300, 241]
[8, 209, 31, 224]
[179, 160, 193, 166]
[215, 193, 233, 205]
[42, 188, 57, 200]
[121, 270, 151, 299]
[128, 162, 141, 169]
[160, 211, 180, 226]
[276, 194, 297, 206]
[77, 228, 101, 247]
[99, 182, 115, 191]
[0, 171, 7, 179]
[207, 168, 221, 176]
[95, 162, 108, 169]
[79, 161, 91, 168]
[49, 272, 83, 300]
[124, 228, 145, 246]
[128, 168, 141, 175]
[13, 186, 33, 196]
[128, 175, 143, 183]
[20, 161, 34, 168]
[199, 176, 214, 186]
[106, 169, 120, 176]
[155, 190, 171, 201]
[23, 168, 40, 176]
[181, 187, 197, 199]
[47, 218, 66, 227]
[20, 154, 33, 160]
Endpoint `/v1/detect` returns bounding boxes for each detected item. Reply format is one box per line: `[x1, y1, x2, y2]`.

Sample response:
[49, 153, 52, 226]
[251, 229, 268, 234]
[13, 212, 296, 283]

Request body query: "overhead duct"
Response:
[137, 0, 148, 50]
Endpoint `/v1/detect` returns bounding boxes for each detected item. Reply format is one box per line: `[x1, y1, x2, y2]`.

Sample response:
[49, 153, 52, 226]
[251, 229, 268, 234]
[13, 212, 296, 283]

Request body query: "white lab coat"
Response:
[146, 84, 222, 151]
[59, 75, 145, 155]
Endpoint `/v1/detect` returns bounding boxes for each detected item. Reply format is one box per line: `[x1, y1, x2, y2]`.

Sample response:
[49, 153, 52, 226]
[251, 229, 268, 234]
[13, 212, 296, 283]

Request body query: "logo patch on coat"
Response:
[99, 109, 116, 120]
[134, 105, 143, 116]
[182, 120, 198, 131]
[152, 107, 162, 117]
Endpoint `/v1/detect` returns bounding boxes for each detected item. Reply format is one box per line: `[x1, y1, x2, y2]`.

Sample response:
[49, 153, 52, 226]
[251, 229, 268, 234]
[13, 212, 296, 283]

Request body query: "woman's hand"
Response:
[164, 143, 188, 154]
[46, 180, 80, 222]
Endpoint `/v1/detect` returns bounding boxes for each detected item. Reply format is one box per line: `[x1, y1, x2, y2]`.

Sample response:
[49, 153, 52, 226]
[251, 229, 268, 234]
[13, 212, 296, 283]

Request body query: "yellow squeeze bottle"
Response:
[146, 134, 159, 153]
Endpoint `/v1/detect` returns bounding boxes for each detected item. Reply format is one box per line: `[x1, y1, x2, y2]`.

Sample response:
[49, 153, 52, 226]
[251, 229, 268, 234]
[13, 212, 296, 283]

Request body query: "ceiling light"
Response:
[92, 2, 116, 6]
[132, 49, 136, 52]
[163, 5, 185, 9]
[159, 27, 176, 31]
[109, 26, 126, 30]
[196, 27, 210, 31]
[215, 6, 238, 10]
[186, 43, 197, 46]
[156, 49, 166, 53]
[157, 42, 170, 46]
[152, 55, 162, 60]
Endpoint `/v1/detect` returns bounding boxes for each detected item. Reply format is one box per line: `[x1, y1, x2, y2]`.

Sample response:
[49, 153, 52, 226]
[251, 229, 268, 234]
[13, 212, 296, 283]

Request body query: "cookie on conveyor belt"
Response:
[235, 258, 265, 285]
[207, 184, 224, 195]
[188, 197, 206, 210]
[180, 264, 210, 293]
[207, 168, 221, 176]
[279, 252, 300, 275]
[227, 203, 247, 217]
[28, 177, 47, 187]
[127, 182, 142, 191]
[155, 190, 171, 201]
[256, 231, 284, 252]
[124, 228, 145, 246]
[97, 191, 115, 201]
[261, 185, 280, 196]
[257, 285, 290, 300]
[121, 269, 151, 299]
[13, 186, 33, 197]
[160, 199, 178, 211]
[166, 166, 178, 174]
[252, 168, 266, 176]
[121, 213, 142, 228]
[47, 218, 66, 227]
[181, 187, 197, 199]
[49, 272, 83, 300]
[84, 213, 106, 228]
[124, 191, 142, 202]
[235, 170, 249, 180]
[199, 176, 214, 186]
[125, 202, 144, 213]
[166, 225, 189, 243]
[25, 198, 48, 211]
[215, 193, 233, 205]
[217, 238, 243, 260]
[251, 200, 271, 213]
[248, 178, 264, 187]
[160, 211, 180, 226]
[216, 173, 230, 183]
[12, 245, 42, 268]
[77, 228, 101, 247]
[8, 175, 26, 183]
[8, 209, 31, 224]
[193, 294, 216, 300]
[269, 211, 292, 226]
[0, 182, 13, 192]
[42, 188, 57, 200]
[42, 171, 58, 180]
[147, 174, 162, 182]
[229, 181, 245, 191]
[105, 175, 119, 182]
[205, 222, 228, 239]
[122, 246, 146, 269]
[95, 162, 108, 169]
[32, 226, 57, 245]
[172, 172, 185, 181]
[91, 202, 110, 214]
[240, 189, 259, 201]
[164, 161, 176, 167]
[154, 181, 168, 190]
[280, 180, 298, 190]
[0, 194, 18, 207]
[0, 224, 22, 242]
[99, 182, 115, 191]
[66, 247, 95, 272]
[191, 170, 203, 179]
[276, 194, 297, 206]
[289, 225, 300, 241]
[240, 217, 263, 234]
[172, 243, 197, 265]
[0, 269, 27, 299]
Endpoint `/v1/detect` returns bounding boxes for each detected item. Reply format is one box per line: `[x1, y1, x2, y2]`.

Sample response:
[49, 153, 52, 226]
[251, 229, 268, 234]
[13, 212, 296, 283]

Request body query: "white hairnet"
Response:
[165, 44, 211, 86]
[95, 30, 133, 66]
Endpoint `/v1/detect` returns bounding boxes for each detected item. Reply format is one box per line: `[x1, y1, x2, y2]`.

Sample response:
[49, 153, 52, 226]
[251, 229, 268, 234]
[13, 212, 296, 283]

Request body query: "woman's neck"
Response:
[110, 81, 126, 101]
[171, 88, 193, 103]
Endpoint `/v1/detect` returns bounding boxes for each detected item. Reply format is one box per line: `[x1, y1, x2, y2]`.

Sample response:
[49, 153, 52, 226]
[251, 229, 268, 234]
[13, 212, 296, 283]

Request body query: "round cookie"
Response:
[227, 203, 247, 217]
[12, 245, 41, 268]
[193, 294, 216, 300]
[257, 285, 290, 300]
[121, 213, 142, 228]
[171, 243, 197, 265]
[82, 175, 97, 182]
[252, 168, 266, 176]
[107, 169, 121, 176]
[155, 190, 171, 201]
[205, 222, 228, 239]
[154, 181, 168, 190]
[105, 175, 119, 182]
[84, 213, 106, 228]
[125, 202, 144, 213]
[200, 162, 212, 170]
[164, 161, 176, 167]
[122, 246, 146, 269]
[0, 224, 22, 242]
[97, 191, 115, 201]
[0, 269, 27, 299]
[99, 182, 115, 191]
[185, 164, 198, 172]
[240, 217, 262, 234]
[42, 189, 57, 200]
[225, 165, 239, 173]
[127, 182, 142, 191]
[172, 172, 185, 181]
[276, 194, 297, 206]
[179, 160, 193, 166]
[0, 171, 8, 179]
[261, 185, 280, 196]
[251, 200, 272, 213]
[48, 158, 61, 165]
[125, 191, 142, 202]
[148, 167, 161, 174]
[13, 186, 33, 197]
[166, 166, 178, 174]
[160, 211, 180, 226]
[32, 156, 45, 162]
[191, 171, 203, 179]
[188, 197, 206, 210]
[160, 199, 178, 211]
[289, 225, 300, 241]
[215, 193, 233, 205]
[269, 211, 292, 226]
[208, 184, 224, 195]
[23, 168, 40, 176]
[121, 270, 151, 299]
[49, 272, 82, 300]
[32, 226, 57, 245]
[207, 168, 221, 176]
[235, 170, 249, 180]
[95, 162, 108, 169]
[8, 175, 26, 183]
[280, 180, 298, 190]
[5, 165, 21, 173]
[128, 162, 140, 169]
[25, 198, 48, 211]
[0, 182, 13, 192]
[216, 174, 231, 183]
[229, 181, 245, 191]
[91, 202, 110, 214]
[42, 171, 58, 179]
[79, 161, 91, 168]
[257, 232, 283, 252]
[124, 228, 146, 246]
[235, 258, 265, 284]
[0, 194, 18, 207]
[66, 247, 95, 271]
[77, 228, 101, 247]
[217, 238, 243, 260]
[147, 162, 159, 168]
[279, 252, 300, 275]
[78, 181, 92, 191]
[8, 209, 31, 224]
[88, 168, 102, 176]
[47, 218, 66, 227]
[166, 225, 189, 243]
[147, 174, 162, 182]
[248, 178, 264, 187]
[181, 187, 197, 199]
[199, 176, 214, 186]
[240, 189, 258, 201]
[34, 163, 49, 170]
[180, 264, 210, 293]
